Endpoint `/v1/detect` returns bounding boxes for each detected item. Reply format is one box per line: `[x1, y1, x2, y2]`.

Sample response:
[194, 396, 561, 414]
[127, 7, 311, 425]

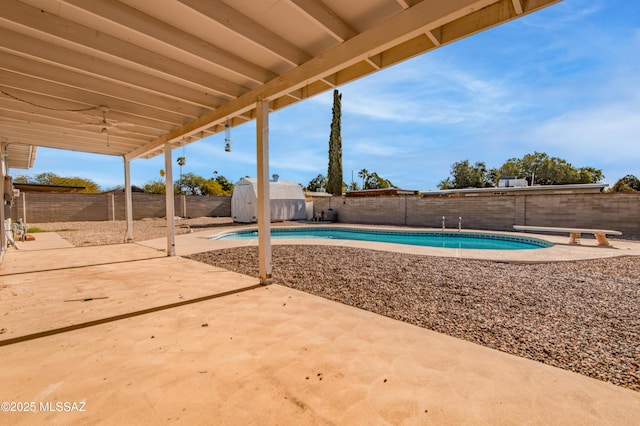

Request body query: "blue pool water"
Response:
[213, 227, 552, 250]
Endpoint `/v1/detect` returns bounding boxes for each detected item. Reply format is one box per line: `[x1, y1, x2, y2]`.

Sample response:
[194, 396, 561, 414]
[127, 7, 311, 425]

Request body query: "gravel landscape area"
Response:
[189, 245, 640, 393]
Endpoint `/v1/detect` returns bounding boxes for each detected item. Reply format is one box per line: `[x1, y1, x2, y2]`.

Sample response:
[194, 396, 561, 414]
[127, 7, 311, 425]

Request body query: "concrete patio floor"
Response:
[1, 231, 639, 425]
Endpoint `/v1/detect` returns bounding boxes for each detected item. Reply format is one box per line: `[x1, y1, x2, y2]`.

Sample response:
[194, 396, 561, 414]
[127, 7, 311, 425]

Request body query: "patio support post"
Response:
[21, 192, 26, 223]
[124, 157, 134, 243]
[164, 142, 176, 256]
[0, 143, 6, 259]
[256, 98, 273, 284]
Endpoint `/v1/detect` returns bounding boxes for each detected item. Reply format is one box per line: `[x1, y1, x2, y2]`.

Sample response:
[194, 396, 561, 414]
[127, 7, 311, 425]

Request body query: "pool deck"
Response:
[1, 227, 639, 424]
[142, 223, 640, 262]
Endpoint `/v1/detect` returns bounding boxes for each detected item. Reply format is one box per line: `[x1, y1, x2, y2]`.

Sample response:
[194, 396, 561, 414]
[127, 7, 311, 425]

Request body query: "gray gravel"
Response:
[188, 245, 640, 393]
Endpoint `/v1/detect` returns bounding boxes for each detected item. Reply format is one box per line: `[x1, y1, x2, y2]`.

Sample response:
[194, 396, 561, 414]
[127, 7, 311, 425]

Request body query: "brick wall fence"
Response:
[311, 193, 640, 238]
[11, 192, 231, 222]
[10, 191, 640, 238]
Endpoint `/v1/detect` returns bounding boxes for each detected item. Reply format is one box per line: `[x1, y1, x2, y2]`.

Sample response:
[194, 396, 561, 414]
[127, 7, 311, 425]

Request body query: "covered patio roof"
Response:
[0, 0, 563, 273]
[4, 141, 35, 169]
[1, 0, 560, 163]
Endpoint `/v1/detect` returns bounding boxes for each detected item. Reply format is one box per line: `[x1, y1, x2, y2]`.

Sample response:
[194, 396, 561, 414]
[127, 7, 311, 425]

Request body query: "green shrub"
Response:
[26, 227, 76, 233]
[26, 227, 47, 233]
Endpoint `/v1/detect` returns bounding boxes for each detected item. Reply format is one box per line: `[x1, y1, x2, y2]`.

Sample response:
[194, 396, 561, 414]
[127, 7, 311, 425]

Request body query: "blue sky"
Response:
[14, 0, 640, 191]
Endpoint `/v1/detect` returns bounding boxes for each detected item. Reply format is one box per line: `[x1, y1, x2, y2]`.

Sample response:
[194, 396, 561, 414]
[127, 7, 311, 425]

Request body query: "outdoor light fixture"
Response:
[224, 120, 231, 152]
[101, 127, 110, 147]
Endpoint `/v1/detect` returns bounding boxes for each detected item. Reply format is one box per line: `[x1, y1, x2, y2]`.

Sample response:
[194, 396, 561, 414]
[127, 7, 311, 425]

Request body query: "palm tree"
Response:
[177, 156, 186, 187]
[358, 169, 369, 189]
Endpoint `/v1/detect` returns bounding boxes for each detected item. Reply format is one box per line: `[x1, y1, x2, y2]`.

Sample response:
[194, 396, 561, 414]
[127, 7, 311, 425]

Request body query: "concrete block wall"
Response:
[11, 191, 640, 237]
[310, 193, 640, 237]
[11, 192, 231, 222]
[312, 195, 516, 230]
[112, 194, 167, 220]
[406, 196, 516, 230]
[12, 193, 110, 222]
[185, 195, 231, 218]
[312, 196, 406, 225]
[524, 193, 640, 230]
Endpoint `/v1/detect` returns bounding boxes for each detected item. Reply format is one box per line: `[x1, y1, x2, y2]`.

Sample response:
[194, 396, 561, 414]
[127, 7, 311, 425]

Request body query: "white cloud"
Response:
[520, 0, 604, 30]
[334, 57, 522, 129]
[525, 103, 640, 179]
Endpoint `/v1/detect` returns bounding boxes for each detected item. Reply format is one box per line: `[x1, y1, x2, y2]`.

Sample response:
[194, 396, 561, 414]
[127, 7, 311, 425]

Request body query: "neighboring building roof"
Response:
[102, 185, 146, 194]
[305, 190, 333, 198]
[346, 188, 419, 197]
[13, 183, 85, 193]
[422, 183, 608, 197]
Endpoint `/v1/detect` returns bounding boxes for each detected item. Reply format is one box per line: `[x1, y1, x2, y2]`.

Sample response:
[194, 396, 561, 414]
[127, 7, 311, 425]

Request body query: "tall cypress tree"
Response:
[326, 89, 343, 195]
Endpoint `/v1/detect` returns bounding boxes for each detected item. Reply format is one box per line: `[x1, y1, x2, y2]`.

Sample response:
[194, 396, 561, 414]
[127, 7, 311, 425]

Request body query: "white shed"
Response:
[231, 177, 306, 223]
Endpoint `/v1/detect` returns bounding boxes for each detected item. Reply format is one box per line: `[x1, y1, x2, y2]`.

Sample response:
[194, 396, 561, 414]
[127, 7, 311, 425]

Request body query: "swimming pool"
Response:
[212, 227, 552, 250]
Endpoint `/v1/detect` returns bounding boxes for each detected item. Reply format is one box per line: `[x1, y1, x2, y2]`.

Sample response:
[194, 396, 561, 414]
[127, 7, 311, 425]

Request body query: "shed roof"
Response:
[237, 178, 304, 200]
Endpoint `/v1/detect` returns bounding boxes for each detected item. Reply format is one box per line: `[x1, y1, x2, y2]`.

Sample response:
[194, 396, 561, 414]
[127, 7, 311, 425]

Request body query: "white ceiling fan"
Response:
[76, 106, 137, 135]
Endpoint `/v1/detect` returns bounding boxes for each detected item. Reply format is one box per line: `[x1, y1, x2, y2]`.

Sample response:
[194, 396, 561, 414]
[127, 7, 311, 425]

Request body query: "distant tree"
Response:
[305, 174, 327, 192]
[438, 160, 493, 189]
[15, 172, 100, 193]
[493, 152, 603, 185]
[143, 179, 166, 194]
[357, 169, 369, 189]
[491, 161, 519, 181]
[575, 166, 603, 184]
[364, 172, 396, 190]
[146, 172, 232, 196]
[609, 174, 640, 192]
[347, 181, 360, 191]
[212, 171, 234, 193]
[176, 172, 224, 195]
[326, 89, 343, 195]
